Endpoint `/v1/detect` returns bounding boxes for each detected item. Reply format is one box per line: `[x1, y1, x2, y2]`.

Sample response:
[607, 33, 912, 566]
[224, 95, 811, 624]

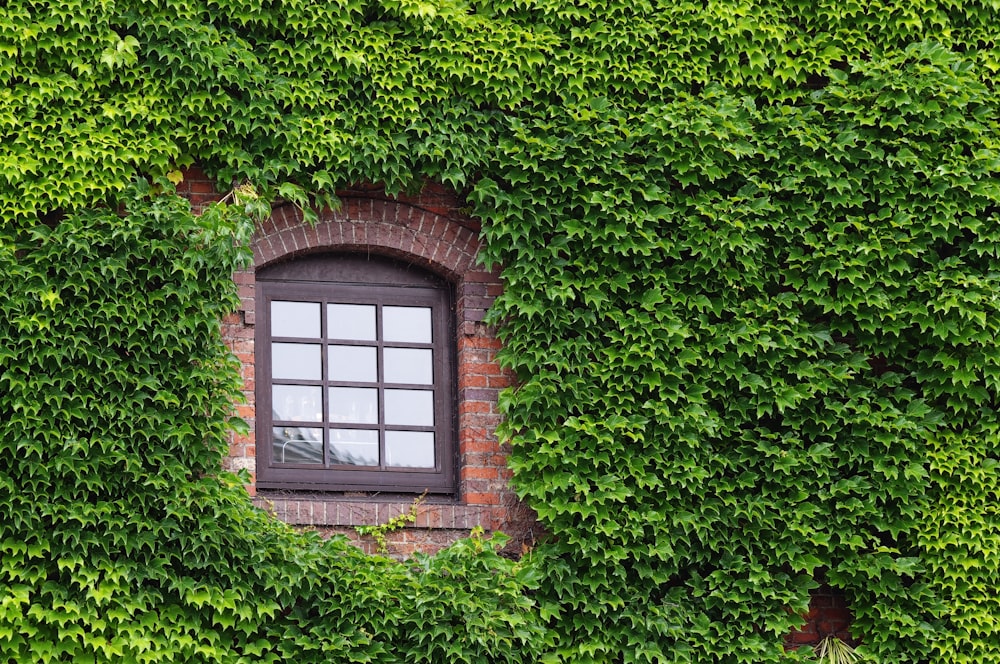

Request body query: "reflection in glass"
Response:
[329, 345, 377, 382]
[383, 306, 432, 343]
[329, 429, 379, 466]
[384, 389, 434, 426]
[272, 301, 320, 338]
[328, 304, 376, 341]
[272, 427, 323, 464]
[329, 387, 378, 423]
[383, 348, 433, 384]
[272, 385, 323, 422]
[272, 343, 321, 380]
[385, 431, 435, 468]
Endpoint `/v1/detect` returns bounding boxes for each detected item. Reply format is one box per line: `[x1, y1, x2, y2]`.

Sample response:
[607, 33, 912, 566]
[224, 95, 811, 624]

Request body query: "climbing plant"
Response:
[1, 0, 998, 662]
[0, 184, 546, 662]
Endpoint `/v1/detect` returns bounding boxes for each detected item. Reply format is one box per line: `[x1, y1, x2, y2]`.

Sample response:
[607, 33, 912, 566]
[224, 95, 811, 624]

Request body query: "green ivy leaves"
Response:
[476, 23, 999, 664]
[2, 0, 999, 662]
[0, 186, 546, 662]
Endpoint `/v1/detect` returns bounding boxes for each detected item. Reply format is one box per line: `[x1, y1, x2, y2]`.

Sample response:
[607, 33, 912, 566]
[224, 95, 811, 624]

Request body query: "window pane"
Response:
[272, 427, 323, 464]
[329, 429, 378, 466]
[383, 348, 433, 384]
[383, 306, 432, 343]
[385, 431, 435, 468]
[329, 387, 378, 423]
[328, 304, 376, 341]
[272, 343, 321, 380]
[272, 301, 320, 338]
[272, 385, 323, 422]
[328, 345, 377, 382]
[384, 389, 434, 426]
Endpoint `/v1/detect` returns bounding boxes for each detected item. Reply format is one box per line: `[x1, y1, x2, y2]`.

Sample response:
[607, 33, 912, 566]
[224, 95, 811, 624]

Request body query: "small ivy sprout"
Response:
[356, 492, 427, 555]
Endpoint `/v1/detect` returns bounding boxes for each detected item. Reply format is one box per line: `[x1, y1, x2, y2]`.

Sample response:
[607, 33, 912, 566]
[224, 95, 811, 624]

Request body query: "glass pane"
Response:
[271, 301, 320, 338]
[383, 348, 433, 384]
[272, 427, 323, 464]
[329, 387, 378, 423]
[384, 389, 434, 426]
[272, 343, 321, 380]
[329, 429, 379, 466]
[328, 304, 376, 341]
[385, 431, 435, 468]
[383, 306, 432, 343]
[272, 385, 323, 422]
[328, 345, 377, 382]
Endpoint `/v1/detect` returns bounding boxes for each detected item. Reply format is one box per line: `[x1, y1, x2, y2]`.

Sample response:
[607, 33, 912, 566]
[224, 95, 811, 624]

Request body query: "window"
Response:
[255, 254, 455, 493]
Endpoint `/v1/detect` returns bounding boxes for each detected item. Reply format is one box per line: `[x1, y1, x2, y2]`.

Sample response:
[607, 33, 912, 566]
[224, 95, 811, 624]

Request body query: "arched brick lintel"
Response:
[252, 199, 483, 281]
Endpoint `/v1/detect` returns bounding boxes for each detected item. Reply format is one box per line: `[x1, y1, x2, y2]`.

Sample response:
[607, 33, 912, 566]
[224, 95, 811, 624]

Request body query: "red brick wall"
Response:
[786, 585, 857, 651]
[177, 169, 537, 556]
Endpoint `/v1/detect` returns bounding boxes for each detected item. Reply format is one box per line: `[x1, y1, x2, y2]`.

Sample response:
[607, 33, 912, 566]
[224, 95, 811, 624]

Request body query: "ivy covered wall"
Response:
[1, 1, 998, 662]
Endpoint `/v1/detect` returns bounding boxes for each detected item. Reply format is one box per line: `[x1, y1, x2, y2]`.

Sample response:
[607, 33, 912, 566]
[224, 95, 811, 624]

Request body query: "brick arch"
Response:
[252, 199, 482, 280]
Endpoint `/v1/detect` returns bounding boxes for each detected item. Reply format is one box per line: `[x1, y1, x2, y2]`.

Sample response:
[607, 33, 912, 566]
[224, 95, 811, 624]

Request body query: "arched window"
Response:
[255, 254, 455, 493]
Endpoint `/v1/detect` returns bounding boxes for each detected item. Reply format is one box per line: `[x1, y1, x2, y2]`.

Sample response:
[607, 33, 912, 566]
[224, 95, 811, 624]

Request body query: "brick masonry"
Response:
[786, 585, 858, 651]
[178, 168, 538, 557]
[182, 167, 850, 646]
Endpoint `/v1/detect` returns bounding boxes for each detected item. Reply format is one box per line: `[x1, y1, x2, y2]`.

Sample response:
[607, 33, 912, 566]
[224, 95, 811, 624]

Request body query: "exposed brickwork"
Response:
[338, 181, 481, 232]
[174, 166, 222, 212]
[197, 169, 537, 554]
[786, 585, 856, 652]
[257, 498, 538, 558]
[308, 526, 494, 558]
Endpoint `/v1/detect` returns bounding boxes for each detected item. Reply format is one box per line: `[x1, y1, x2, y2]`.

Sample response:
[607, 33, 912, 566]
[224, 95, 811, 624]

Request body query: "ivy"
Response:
[0, 185, 546, 663]
[2, 0, 999, 662]
[356, 493, 427, 554]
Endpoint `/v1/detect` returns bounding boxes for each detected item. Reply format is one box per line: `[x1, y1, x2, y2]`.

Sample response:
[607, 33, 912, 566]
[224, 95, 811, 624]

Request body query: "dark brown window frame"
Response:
[255, 254, 456, 493]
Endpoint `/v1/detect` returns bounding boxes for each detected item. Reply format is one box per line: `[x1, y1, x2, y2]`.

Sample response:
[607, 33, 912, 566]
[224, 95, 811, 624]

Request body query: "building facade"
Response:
[181, 169, 850, 647]
[179, 171, 537, 556]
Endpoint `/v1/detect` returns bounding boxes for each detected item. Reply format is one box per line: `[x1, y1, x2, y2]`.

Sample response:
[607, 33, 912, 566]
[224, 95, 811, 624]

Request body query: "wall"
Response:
[786, 585, 857, 652]
[178, 168, 853, 646]
[179, 167, 538, 557]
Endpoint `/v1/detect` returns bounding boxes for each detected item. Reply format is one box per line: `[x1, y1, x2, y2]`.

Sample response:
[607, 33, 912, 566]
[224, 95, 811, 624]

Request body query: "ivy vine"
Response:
[1, 0, 998, 662]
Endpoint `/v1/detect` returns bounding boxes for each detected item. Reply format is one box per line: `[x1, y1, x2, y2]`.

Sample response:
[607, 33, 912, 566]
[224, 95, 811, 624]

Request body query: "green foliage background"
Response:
[1, 0, 998, 662]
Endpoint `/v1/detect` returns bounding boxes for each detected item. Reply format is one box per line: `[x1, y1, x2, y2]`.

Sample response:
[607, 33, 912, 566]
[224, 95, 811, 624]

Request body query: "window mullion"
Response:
[321, 297, 330, 469]
[376, 301, 387, 471]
